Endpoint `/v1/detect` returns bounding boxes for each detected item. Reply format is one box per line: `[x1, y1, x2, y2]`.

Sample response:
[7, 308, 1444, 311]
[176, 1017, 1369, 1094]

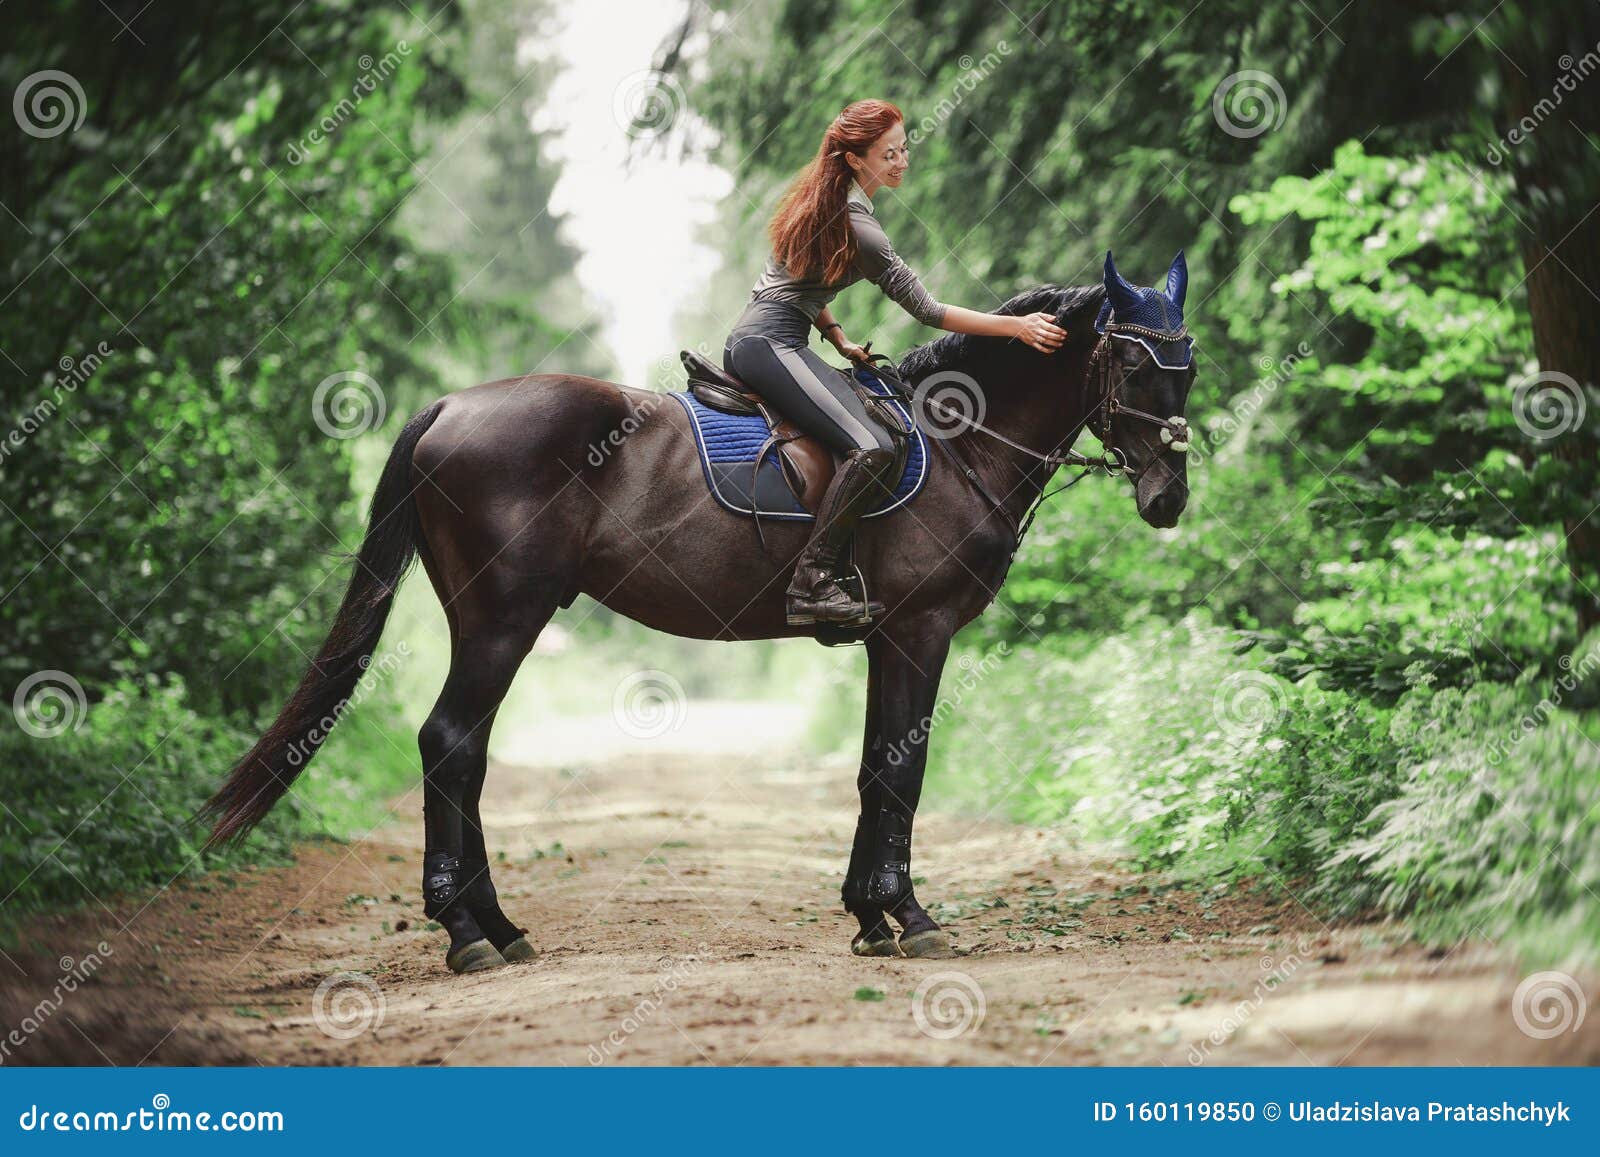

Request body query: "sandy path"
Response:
[4, 714, 1597, 1066]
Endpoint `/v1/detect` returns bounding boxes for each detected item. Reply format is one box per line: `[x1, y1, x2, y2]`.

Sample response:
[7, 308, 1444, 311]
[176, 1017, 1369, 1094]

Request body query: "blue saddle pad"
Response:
[672, 367, 928, 521]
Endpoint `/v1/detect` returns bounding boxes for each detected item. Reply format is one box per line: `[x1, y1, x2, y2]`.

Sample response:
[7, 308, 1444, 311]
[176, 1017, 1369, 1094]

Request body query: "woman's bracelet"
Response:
[817, 320, 843, 337]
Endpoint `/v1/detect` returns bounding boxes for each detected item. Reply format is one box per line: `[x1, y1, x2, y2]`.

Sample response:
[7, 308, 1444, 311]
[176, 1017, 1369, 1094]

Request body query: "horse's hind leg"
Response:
[418, 618, 545, 974]
[460, 759, 537, 963]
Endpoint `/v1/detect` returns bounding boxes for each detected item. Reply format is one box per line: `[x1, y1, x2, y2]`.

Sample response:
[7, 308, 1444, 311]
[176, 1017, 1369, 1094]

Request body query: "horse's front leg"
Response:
[842, 626, 956, 959]
[842, 647, 900, 956]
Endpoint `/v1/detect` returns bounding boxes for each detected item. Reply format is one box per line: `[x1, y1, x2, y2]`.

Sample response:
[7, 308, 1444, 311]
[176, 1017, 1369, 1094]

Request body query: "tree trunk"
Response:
[1500, 7, 1600, 635]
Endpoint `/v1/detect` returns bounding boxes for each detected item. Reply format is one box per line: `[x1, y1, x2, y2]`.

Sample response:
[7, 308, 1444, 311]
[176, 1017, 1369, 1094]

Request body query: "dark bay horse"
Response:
[203, 252, 1197, 973]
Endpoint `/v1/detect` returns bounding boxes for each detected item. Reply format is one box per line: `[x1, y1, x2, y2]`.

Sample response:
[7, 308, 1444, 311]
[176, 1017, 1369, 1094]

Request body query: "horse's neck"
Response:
[942, 346, 1096, 527]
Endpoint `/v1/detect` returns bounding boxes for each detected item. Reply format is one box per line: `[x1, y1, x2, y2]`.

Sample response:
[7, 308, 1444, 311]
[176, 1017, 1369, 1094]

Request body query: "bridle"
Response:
[1084, 321, 1194, 483]
[860, 319, 1193, 557]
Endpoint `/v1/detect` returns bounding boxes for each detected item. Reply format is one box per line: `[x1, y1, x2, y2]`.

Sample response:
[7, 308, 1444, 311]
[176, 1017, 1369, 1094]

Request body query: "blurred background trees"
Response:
[0, 0, 611, 905]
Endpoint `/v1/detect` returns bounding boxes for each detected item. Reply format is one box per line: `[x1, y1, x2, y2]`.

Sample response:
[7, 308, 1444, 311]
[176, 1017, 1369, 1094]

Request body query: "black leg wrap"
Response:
[865, 808, 913, 908]
[841, 815, 874, 913]
[424, 851, 490, 947]
[423, 851, 465, 918]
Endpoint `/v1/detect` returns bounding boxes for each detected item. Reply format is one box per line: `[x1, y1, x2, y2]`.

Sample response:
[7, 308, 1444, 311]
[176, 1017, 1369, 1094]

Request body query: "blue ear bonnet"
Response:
[1095, 249, 1194, 370]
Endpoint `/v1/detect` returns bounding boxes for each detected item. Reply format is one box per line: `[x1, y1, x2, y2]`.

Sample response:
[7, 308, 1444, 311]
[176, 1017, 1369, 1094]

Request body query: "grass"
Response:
[0, 676, 418, 942]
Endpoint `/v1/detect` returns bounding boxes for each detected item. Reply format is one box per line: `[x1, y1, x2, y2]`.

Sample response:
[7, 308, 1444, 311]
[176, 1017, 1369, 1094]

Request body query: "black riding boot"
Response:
[785, 445, 895, 625]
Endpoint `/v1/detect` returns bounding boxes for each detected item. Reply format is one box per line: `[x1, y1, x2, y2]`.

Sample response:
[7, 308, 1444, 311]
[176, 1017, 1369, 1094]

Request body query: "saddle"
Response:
[676, 349, 917, 518]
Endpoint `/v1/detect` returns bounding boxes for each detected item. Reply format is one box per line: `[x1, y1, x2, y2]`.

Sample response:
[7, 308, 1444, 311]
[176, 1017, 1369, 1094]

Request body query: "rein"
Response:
[859, 321, 1192, 558]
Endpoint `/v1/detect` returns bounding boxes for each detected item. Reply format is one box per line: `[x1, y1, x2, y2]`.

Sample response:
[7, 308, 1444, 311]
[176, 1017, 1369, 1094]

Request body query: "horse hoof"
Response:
[899, 929, 957, 959]
[500, 936, 538, 963]
[446, 939, 506, 974]
[851, 934, 904, 958]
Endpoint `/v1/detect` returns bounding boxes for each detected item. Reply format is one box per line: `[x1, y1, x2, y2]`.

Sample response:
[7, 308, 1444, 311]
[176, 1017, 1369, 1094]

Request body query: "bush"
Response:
[1339, 669, 1600, 963]
[922, 614, 1600, 965]
[0, 678, 417, 927]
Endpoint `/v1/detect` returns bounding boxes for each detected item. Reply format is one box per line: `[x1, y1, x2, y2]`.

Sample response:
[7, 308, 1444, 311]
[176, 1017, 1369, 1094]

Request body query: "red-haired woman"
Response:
[725, 99, 1066, 626]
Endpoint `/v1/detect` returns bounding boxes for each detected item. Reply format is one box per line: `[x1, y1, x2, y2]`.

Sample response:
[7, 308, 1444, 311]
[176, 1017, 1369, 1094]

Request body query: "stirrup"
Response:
[787, 594, 877, 626]
[785, 562, 882, 626]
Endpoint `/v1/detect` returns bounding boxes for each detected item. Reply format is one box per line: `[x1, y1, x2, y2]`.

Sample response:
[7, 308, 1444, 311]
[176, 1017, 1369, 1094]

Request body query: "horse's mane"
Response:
[897, 283, 1106, 381]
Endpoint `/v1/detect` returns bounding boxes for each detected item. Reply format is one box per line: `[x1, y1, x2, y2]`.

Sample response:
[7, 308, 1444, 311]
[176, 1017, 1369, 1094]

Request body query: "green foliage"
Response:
[926, 617, 1600, 963]
[0, 3, 468, 715]
[1231, 143, 1527, 477]
[1346, 673, 1600, 961]
[0, 1, 599, 918]
[0, 679, 416, 925]
[1224, 141, 1594, 692]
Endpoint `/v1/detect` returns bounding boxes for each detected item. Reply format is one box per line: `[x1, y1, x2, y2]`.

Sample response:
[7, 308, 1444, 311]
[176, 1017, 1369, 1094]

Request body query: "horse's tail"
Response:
[201, 400, 445, 847]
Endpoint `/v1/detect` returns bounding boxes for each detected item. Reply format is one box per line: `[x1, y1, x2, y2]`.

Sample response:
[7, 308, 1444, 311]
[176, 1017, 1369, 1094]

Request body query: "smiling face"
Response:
[847, 121, 910, 193]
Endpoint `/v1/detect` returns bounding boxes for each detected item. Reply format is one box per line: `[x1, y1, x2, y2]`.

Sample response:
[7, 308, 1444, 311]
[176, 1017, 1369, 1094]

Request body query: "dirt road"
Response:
[5, 715, 1597, 1066]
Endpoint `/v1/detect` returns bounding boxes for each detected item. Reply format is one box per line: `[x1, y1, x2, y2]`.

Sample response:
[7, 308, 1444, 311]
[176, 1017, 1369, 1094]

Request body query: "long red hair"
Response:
[769, 99, 903, 285]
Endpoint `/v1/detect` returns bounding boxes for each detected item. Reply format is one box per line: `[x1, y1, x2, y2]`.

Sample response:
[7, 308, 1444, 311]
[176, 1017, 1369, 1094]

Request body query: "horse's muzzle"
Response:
[1138, 479, 1188, 528]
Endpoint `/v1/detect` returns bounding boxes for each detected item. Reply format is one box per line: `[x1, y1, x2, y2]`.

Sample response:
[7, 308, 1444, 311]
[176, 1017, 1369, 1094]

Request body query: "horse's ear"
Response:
[1103, 250, 1139, 313]
[1165, 250, 1188, 310]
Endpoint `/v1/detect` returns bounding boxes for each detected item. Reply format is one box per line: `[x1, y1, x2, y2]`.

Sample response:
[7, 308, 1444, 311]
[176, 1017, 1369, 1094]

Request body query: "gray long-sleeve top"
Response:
[743, 180, 947, 331]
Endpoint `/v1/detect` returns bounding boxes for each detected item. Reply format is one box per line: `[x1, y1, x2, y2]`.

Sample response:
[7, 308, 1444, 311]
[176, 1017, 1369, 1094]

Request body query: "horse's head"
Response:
[1091, 250, 1196, 529]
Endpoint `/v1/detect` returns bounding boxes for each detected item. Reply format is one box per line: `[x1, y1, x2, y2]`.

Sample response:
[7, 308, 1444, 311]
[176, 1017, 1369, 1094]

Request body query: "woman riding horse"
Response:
[725, 98, 1069, 626]
[203, 112, 1198, 971]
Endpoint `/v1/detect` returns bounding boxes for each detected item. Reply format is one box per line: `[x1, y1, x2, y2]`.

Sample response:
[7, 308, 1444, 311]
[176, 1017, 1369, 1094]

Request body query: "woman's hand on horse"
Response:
[1015, 312, 1067, 353]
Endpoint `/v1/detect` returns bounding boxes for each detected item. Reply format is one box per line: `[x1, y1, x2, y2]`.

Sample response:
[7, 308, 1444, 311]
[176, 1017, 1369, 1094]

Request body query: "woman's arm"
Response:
[814, 305, 872, 362]
[821, 300, 1065, 358]
[850, 209, 1065, 353]
[814, 305, 844, 345]
[939, 304, 1066, 352]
